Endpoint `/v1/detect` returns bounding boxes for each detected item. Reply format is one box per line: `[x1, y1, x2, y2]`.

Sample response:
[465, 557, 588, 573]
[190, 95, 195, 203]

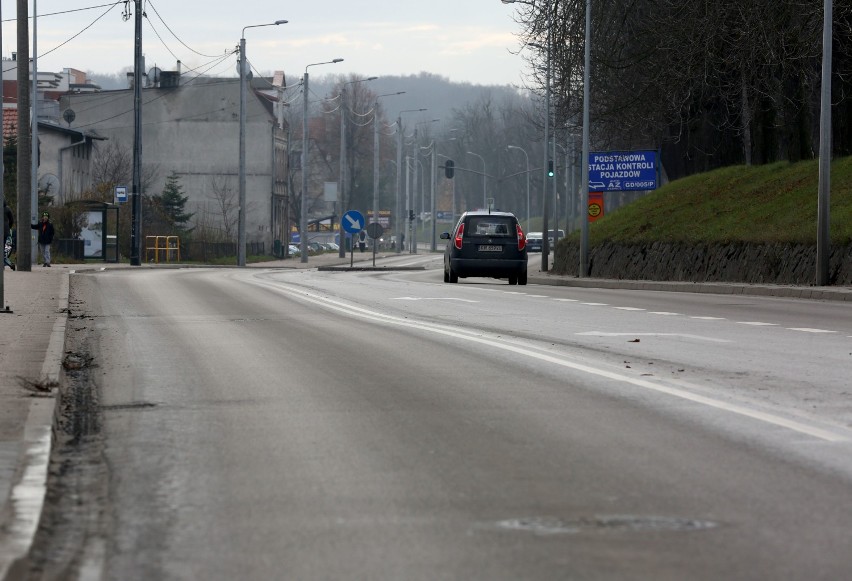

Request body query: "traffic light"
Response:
[409, 210, 416, 222]
[444, 159, 455, 179]
[548, 160, 554, 178]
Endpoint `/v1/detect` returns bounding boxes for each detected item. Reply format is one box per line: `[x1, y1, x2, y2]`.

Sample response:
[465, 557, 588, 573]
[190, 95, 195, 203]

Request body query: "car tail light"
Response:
[454, 223, 464, 250]
[516, 224, 526, 251]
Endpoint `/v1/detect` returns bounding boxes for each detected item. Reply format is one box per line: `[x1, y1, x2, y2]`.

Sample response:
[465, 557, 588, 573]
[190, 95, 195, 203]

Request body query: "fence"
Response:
[180, 241, 265, 262]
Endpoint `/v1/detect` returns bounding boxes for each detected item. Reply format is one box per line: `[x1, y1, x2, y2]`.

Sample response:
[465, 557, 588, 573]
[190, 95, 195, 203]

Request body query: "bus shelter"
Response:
[77, 201, 120, 262]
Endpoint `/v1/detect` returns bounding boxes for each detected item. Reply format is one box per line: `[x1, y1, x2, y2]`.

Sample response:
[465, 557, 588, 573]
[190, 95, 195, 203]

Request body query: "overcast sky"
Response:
[2, 0, 530, 87]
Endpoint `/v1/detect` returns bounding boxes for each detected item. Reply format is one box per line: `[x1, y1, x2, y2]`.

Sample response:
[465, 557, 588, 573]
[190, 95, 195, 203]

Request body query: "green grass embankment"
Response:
[579, 156, 852, 246]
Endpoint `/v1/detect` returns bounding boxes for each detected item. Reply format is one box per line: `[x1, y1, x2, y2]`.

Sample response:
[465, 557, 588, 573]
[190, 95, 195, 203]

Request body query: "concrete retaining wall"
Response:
[553, 241, 852, 286]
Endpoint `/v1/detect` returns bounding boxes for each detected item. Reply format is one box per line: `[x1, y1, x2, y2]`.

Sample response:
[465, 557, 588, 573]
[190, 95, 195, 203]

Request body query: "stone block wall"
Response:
[553, 241, 852, 286]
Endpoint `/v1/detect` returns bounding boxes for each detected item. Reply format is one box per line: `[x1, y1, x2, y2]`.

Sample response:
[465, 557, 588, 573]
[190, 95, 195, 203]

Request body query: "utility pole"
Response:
[130, 0, 143, 265]
[0, 0, 6, 310]
[816, 0, 832, 286]
[31, 0, 38, 265]
[16, 0, 32, 271]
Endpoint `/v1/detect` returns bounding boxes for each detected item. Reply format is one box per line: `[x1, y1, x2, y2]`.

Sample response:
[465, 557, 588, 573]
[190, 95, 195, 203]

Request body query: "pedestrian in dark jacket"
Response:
[3, 201, 14, 270]
[31, 211, 55, 267]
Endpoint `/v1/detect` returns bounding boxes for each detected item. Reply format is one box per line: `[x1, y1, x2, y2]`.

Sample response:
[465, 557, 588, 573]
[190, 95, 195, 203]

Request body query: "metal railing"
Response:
[145, 236, 181, 263]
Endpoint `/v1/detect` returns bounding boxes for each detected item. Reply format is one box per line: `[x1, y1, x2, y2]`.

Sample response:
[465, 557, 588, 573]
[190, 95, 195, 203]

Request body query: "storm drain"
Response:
[492, 515, 718, 535]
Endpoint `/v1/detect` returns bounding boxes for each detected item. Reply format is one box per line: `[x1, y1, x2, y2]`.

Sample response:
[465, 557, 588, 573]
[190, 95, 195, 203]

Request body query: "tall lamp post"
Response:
[411, 119, 439, 253]
[395, 108, 426, 253]
[502, 0, 551, 270]
[338, 76, 377, 258]
[816, 0, 832, 285]
[579, 0, 591, 278]
[301, 57, 344, 263]
[507, 145, 530, 232]
[372, 92, 405, 238]
[239, 19, 287, 267]
[466, 151, 487, 209]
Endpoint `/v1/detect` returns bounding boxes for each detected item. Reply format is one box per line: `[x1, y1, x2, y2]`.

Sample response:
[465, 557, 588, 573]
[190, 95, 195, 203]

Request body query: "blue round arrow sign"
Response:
[342, 210, 365, 234]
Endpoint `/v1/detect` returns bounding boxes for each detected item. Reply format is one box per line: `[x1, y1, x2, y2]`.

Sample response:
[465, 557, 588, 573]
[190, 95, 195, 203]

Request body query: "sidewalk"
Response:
[0, 265, 69, 579]
[1, 253, 849, 577]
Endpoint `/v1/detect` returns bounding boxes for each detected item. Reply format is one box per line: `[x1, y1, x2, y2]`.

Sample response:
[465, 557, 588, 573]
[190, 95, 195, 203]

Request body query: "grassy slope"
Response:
[580, 156, 852, 246]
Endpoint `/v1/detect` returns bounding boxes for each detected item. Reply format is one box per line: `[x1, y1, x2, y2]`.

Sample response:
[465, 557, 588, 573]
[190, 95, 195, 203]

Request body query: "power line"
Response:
[38, 2, 119, 57]
[0, 2, 123, 23]
[145, 0, 223, 59]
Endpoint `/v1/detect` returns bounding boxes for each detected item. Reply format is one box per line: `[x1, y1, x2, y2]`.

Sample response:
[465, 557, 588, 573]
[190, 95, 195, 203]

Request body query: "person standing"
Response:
[31, 211, 55, 267]
[3, 201, 14, 270]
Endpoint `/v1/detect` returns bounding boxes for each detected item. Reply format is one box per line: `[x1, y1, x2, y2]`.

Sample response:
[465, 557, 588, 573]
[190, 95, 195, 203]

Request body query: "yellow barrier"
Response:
[145, 236, 181, 263]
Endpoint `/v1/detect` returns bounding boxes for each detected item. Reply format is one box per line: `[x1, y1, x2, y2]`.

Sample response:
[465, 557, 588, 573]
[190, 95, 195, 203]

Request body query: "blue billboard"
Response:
[588, 150, 658, 192]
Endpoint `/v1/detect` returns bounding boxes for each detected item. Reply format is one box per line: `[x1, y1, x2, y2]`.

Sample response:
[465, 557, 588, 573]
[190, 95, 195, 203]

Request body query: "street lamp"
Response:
[507, 145, 530, 232]
[466, 151, 487, 209]
[301, 57, 344, 263]
[338, 76, 378, 257]
[395, 108, 427, 253]
[239, 19, 287, 267]
[410, 119, 439, 253]
[579, 0, 591, 278]
[502, 0, 552, 270]
[372, 92, 406, 247]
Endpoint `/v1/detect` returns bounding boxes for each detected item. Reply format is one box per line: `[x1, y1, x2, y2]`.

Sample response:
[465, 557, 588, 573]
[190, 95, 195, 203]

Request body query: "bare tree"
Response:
[209, 176, 238, 241]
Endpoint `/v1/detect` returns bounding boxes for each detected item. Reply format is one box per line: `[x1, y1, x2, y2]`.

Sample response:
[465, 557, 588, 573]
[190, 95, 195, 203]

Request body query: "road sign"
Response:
[366, 222, 384, 240]
[588, 150, 657, 192]
[115, 185, 128, 204]
[588, 192, 605, 222]
[342, 210, 365, 234]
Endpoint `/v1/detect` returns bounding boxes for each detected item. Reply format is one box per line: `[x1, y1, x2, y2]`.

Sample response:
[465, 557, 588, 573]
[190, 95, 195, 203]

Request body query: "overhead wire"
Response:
[32, 2, 123, 59]
[145, 0, 223, 58]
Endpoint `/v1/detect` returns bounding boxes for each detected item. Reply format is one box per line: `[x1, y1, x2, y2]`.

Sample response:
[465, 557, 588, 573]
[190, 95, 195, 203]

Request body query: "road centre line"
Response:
[648, 311, 681, 316]
[580, 302, 609, 306]
[613, 307, 646, 311]
[250, 275, 847, 443]
[737, 322, 778, 326]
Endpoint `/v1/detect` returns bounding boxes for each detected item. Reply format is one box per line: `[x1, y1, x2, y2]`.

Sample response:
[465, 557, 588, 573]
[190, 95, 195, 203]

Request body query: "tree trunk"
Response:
[741, 68, 753, 166]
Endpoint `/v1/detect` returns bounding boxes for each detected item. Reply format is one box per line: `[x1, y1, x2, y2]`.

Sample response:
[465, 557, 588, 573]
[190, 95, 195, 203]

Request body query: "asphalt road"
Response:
[36, 259, 852, 579]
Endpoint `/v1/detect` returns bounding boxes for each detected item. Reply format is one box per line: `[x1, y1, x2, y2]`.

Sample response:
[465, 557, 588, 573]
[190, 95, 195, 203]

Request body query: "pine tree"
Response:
[153, 172, 194, 233]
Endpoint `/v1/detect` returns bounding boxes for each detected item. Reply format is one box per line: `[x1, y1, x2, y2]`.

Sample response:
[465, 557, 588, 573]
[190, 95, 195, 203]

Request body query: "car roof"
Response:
[460, 211, 518, 218]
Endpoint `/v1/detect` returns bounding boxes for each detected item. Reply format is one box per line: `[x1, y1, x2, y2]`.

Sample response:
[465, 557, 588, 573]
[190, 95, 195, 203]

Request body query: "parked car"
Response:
[440, 211, 528, 285]
[287, 244, 301, 256]
[526, 232, 543, 252]
[548, 229, 566, 246]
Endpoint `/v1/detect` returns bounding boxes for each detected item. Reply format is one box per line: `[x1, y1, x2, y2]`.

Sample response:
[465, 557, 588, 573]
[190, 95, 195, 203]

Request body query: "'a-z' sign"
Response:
[588, 150, 657, 192]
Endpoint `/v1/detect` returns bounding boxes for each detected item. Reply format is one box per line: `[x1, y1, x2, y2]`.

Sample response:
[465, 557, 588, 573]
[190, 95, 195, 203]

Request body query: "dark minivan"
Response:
[440, 211, 528, 285]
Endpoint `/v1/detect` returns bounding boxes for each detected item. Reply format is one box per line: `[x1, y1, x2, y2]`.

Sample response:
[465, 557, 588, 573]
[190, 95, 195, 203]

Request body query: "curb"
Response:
[317, 266, 426, 272]
[0, 273, 69, 581]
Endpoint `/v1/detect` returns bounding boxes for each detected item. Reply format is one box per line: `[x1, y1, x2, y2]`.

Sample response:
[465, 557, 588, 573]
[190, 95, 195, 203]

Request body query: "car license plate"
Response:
[479, 245, 502, 252]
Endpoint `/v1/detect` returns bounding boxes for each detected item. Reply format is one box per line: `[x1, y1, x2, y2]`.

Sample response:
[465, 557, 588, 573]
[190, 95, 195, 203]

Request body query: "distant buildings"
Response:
[3, 53, 293, 250]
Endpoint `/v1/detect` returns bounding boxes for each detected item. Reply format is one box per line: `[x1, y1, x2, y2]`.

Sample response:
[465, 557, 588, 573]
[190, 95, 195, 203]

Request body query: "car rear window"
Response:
[467, 217, 516, 238]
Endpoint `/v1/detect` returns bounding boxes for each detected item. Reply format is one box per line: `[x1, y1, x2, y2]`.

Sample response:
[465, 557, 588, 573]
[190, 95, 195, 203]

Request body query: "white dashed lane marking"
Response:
[788, 328, 837, 334]
[518, 293, 848, 337]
